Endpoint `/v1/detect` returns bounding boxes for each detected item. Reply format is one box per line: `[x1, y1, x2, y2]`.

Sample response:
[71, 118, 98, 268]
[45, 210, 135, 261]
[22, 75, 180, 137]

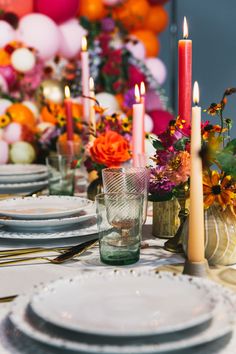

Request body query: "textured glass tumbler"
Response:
[46, 155, 75, 196]
[96, 193, 143, 265]
[102, 167, 150, 223]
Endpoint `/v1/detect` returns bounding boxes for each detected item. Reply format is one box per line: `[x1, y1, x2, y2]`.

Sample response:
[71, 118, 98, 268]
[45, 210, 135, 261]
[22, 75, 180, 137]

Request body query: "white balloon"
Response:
[10, 141, 36, 164]
[22, 101, 39, 119]
[0, 21, 15, 48]
[11, 48, 36, 73]
[59, 19, 87, 59]
[95, 92, 120, 116]
[0, 98, 12, 114]
[144, 113, 154, 133]
[145, 57, 167, 85]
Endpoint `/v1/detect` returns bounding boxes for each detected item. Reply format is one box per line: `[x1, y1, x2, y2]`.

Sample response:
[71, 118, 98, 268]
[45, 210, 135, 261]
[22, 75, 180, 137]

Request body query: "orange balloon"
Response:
[113, 0, 150, 31]
[131, 30, 160, 57]
[7, 103, 35, 130]
[0, 0, 33, 17]
[0, 49, 11, 66]
[79, 0, 107, 21]
[58, 132, 82, 144]
[146, 5, 168, 33]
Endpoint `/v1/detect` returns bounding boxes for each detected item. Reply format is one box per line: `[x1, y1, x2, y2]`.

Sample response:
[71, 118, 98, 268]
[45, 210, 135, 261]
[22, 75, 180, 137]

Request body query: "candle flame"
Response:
[135, 84, 140, 103]
[140, 81, 146, 96]
[64, 85, 70, 99]
[81, 36, 87, 52]
[193, 81, 200, 105]
[89, 77, 94, 91]
[183, 16, 188, 39]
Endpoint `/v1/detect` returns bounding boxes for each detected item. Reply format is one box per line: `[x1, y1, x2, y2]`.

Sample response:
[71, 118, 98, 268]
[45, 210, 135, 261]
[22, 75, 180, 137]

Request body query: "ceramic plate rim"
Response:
[0, 171, 49, 184]
[0, 196, 93, 219]
[8, 271, 236, 354]
[0, 164, 47, 176]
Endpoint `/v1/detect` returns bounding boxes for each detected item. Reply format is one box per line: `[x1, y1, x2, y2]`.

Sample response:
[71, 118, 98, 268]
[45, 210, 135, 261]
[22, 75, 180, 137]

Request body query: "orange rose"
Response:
[90, 131, 131, 167]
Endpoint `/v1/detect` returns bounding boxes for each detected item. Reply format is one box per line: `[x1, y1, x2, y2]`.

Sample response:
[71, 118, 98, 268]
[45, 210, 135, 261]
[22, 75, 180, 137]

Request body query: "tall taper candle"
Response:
[132, 84, 144, 167]
[140, 81, 146, 153]
[188, 81, 205, 262]
[178, 17, 192, 125]
[64, 85, 74, 141]
[89, 77, 96, 142]
[81, 36, 90, 123]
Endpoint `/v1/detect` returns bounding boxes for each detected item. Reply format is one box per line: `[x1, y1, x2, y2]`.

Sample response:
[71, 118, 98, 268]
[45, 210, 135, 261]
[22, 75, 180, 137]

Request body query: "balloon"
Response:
[6, 103, 35, 130]
[10, 141, 36, 164]
[149, 109, 174, 135]
[0, 0, 33, 17]
[0, 140, 9, 164]
[95, 92, 120, 115]
[59, 19, 87, 59]
[146, 5, 168, 33]
[0, 74, 8, 93]
[145, 90, 164, 111]
[11, 47, 36, 73]
[131, 30, 160, 57]
[79, 0, 107, 21]
[125, 39, 146, 60]
[113, 0, 150, 31]
[3, 122, 22, 144]
[22, 101, 39, 119]
[144, 113, 154, 133]
[148, 0, 169, 5]
[36, 79, 64, 104]
[103, 0, 121, 5]
[34, 0, 79, 24]
[17, 14, 60, 60]
[0, 99, 12, 114]
[0, 21, 15, 47]
[0, 65, 16, 87]
[145, 57, 167, 85]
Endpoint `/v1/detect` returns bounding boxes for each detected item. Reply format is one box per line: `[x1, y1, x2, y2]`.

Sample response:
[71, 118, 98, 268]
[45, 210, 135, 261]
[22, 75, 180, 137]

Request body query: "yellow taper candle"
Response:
[188, 81, 205, 262]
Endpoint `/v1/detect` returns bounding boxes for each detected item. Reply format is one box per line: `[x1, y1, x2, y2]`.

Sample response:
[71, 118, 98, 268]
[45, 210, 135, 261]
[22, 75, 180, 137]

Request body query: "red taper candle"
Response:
[64, 85, 74, 141]
[178, 17, 192, 125]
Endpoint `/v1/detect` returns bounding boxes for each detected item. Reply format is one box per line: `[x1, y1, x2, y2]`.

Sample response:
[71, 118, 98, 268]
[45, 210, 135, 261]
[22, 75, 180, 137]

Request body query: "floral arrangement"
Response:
[149, 88, 236, 215]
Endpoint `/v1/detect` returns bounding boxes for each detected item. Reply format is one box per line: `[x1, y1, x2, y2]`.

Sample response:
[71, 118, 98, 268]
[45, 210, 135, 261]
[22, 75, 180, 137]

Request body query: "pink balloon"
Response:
[59, 19, 87, 59]
[126, 40, 146, 60]
[0, 21, 15, 47]
[0, 99, 12, 114]
[0, 140, 9, 164]
[144, 113, 154, 133]
[17, 14, 60, 60]
[3, 122, 22, 144]
[0, 74, 8, 93]
[145, 57, 167, 85]
[103, 0, 122, 5]
[0, 65, 17, 87]
[145, 90, 164, 112]
[34, 0, 79, 24]
[149, 110, 174, 136]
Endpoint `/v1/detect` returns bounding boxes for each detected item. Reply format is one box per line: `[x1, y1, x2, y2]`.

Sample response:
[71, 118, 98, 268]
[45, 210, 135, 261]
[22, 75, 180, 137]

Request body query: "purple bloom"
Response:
[123, 88, 136, 109]
[149, 167, 175, 195]
[101, 18, 115, 32]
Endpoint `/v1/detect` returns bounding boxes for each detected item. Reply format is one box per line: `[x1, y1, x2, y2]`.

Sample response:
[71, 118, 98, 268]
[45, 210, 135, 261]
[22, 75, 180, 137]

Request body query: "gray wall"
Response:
[159, 0, 236, 136]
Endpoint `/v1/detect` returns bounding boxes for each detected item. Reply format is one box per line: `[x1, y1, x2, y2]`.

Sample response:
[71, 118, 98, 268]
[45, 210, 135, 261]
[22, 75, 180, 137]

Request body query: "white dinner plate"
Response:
[0, 218, 97, 240]
[0, 171, 49, 184]
[0, 164, 47, 176]
[29, 271, 217, 338]
[0, 196, 93, 219]
[0, 180, 48, 194]
[8, 271, 236, 354]
[0, 210, 96, 231]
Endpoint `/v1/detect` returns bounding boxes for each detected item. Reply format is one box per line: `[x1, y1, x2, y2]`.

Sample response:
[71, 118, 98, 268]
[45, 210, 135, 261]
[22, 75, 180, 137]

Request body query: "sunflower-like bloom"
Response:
[203, 171, 235, 209]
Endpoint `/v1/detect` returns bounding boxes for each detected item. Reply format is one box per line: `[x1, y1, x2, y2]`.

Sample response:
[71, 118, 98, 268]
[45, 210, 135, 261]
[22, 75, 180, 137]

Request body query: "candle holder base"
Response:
[183, 259, 209, 277]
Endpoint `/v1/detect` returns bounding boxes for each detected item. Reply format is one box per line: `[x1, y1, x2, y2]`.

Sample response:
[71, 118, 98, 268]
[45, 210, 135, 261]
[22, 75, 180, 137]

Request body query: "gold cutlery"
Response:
[0, 238, 98, 266]
[0, 294, 17, 303]
[0, 246, 67, 258]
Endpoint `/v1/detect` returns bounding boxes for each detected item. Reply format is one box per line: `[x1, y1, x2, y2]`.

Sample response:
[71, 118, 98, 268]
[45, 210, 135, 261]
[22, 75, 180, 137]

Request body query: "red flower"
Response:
[128, 65, 146, 88]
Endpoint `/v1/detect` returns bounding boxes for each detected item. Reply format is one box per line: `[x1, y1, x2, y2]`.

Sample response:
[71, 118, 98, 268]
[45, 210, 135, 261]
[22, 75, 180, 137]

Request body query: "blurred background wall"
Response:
[160, 0, 236, 135]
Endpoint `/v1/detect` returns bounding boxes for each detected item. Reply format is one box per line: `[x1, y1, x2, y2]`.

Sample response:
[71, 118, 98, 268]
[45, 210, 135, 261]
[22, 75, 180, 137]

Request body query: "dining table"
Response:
[1, 204, 236, 354]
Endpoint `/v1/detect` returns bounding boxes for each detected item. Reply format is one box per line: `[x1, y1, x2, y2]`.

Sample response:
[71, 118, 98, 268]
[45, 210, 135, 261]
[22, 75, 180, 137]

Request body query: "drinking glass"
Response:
[102, 167, 150, 223]
[96, 193, 143, 265]
[46, 155, 75, 196]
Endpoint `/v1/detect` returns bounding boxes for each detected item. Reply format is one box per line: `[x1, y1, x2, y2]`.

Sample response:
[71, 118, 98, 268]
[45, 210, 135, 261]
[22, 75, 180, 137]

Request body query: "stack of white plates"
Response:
[0, 164, 49, 194]
[0, 196, 97, 240]
[1, 270, 235, 353]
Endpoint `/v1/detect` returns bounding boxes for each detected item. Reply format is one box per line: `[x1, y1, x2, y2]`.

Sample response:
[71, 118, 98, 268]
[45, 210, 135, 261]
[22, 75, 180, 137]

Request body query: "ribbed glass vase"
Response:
[152, 198, 180, 239]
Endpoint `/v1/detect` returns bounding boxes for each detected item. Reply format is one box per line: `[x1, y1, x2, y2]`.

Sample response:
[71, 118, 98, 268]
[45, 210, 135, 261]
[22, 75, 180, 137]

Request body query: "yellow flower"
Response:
[203, 171, 235, 209]
[0, 114, 11, 128]
[57, 115, 66, 127]
[121, 117, 132, 133]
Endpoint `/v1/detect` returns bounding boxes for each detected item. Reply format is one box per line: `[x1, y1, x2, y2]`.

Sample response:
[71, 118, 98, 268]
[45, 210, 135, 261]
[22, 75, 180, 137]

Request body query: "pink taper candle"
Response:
[188, 82, 205, 262]
[64, 85, 74, 141]
[81, 36, 90, 123]
[132, 84, 144, 167]
[178, 17, 192, 125]
[89, 77, 96, 142]
[140, 81, 146, 153]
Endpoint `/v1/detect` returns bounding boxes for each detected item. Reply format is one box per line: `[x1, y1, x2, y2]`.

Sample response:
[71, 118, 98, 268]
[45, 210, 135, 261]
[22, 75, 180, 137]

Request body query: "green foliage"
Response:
[216, 139, 236, 177]
[174, 137, 189, 151]
[152, 139, 164, 151]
